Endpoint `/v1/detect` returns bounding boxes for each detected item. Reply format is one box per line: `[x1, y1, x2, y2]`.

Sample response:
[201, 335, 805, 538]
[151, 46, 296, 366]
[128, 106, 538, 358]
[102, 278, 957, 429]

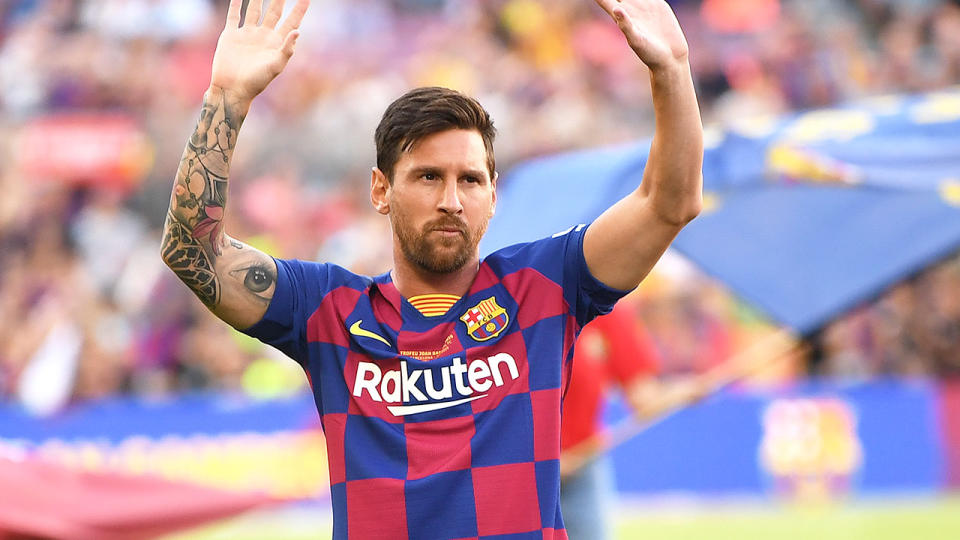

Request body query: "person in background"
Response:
[560, 300, 707, 539]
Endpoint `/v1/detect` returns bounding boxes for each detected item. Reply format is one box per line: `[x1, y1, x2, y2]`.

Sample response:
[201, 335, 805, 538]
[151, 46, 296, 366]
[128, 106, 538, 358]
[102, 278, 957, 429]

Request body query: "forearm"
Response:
[640, 60, 704, 225]
[161, 86, 251, 308]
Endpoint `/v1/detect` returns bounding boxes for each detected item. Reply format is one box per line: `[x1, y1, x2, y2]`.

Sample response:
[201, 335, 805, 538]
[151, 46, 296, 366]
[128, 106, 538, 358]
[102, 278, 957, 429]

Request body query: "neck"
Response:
[390, 250, 480, 299]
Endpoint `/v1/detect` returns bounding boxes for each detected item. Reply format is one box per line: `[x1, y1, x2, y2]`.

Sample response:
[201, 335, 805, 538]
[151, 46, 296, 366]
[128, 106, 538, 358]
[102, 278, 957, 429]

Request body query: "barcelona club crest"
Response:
[460, 297, 509, 342]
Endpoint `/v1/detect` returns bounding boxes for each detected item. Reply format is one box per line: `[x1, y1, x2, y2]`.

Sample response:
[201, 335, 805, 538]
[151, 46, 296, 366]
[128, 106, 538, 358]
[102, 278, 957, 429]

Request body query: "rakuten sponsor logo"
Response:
[352, 354, 519, 416]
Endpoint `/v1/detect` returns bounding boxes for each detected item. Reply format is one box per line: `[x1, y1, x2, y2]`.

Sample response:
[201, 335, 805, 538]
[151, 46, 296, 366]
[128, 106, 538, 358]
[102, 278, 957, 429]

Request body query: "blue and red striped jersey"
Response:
[243, 223, 628, 539]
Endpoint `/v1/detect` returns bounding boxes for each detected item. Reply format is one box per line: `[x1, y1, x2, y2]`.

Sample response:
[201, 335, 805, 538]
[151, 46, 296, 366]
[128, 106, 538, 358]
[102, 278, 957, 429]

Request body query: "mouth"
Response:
[428, 220, 467, 237]
[431, 228, 465, 238]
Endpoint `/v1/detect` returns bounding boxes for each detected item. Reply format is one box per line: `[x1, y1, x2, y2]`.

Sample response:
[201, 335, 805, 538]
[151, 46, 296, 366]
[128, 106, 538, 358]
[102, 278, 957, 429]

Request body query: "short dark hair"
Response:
[375, 87, 496, 183]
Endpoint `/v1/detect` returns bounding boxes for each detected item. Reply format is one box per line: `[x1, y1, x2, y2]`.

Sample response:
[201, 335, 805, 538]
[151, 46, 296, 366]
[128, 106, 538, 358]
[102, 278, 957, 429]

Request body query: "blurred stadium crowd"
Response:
[0, 0, 959, 408]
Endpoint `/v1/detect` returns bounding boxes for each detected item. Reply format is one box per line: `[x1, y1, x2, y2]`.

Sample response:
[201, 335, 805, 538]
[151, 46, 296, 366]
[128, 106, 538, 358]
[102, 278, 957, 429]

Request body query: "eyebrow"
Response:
[409, 166, 442, 176]
[409, 166, 489, 180]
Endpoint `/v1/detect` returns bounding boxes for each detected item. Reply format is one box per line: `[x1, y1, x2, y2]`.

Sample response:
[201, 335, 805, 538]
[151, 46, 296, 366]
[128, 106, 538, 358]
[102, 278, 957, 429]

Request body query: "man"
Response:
[560, 302, 659, 540]
[161, 0, 702, 537]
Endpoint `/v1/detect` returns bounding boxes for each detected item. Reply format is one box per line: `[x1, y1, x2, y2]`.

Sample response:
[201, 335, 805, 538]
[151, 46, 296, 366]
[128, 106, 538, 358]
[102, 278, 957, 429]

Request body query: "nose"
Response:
[437, 177, 463, 214]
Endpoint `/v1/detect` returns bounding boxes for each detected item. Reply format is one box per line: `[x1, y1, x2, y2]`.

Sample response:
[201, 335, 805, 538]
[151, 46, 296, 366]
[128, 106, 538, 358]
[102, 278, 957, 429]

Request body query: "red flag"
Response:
[0, 457, 281, 540]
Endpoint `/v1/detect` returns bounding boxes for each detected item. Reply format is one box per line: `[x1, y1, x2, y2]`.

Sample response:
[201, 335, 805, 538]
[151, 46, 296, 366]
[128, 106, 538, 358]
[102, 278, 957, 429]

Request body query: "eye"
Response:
[421, 173, 439, 181]
[229, 263, 276, 295]
[463, 176, 480, 184]
[243, 266, 274, 293]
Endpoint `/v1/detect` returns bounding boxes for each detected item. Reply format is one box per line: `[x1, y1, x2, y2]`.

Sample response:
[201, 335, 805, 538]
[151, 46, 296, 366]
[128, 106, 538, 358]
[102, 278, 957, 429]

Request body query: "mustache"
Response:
[424, 217, 468, 235]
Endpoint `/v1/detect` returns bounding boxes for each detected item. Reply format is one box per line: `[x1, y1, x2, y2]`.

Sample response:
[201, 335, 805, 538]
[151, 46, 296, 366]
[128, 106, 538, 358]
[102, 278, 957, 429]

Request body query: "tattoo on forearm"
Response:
[162, 213, 220, 307]
[162, 89, 244, 307]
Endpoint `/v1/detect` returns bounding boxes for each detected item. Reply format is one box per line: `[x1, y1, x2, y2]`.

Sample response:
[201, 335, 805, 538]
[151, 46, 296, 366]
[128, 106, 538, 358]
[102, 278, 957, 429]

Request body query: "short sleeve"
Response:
[486, 222, 632, 328]
[562, 223, 633, 327]
[239, 258, 333, 363]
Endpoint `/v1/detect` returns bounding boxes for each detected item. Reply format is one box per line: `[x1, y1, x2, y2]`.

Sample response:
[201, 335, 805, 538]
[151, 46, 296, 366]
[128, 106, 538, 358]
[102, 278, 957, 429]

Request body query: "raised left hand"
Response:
[593, 0, 689, 70]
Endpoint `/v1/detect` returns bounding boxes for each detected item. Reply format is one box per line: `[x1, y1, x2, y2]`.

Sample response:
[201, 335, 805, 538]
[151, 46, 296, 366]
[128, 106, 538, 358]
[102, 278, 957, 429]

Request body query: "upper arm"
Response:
[161, 216, 277, 330]
[208, 235, 278, 329]
[582, 189, 688, 292]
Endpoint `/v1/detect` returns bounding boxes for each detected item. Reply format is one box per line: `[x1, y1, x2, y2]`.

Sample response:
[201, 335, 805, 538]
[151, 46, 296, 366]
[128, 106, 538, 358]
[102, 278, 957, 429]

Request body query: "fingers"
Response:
[278, 0, 309, 36]
[245, 0, 263, 26]
[263, 0, 285, 29]
[593, 0, 621, 18]
[226, 0, 242, 27]
[595, 0, 630, 29]
[281, 29, 301, 57]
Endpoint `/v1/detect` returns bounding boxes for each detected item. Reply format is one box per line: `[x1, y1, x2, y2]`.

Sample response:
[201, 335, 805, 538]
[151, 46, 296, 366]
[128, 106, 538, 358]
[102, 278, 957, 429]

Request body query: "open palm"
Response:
[593, 0, 688, 69]
[211, 0, 310, 103]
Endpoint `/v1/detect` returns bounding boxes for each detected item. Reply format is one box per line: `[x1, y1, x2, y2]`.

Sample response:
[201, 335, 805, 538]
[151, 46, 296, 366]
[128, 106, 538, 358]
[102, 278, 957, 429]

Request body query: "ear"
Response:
[489, 171, 498, 216]
[371, 167, 391, 215]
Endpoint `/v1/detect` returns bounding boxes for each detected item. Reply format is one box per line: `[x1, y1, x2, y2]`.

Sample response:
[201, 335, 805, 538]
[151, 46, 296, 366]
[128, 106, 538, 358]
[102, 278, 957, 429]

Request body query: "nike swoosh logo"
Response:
[349, 320, 391, 347]
[387, 394, 487, 416]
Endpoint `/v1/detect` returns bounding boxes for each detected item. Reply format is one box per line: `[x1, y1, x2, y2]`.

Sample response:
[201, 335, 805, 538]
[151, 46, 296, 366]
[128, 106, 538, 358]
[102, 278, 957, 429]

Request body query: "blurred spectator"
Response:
[560, 301, 661, 540]
[560, 300, 709, 539]
[815, 256, 960, 379]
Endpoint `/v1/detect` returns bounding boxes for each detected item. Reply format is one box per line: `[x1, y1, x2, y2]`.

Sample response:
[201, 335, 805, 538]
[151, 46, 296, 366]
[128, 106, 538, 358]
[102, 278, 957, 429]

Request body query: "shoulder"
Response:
[277, 258, 375, 293]
[482, 224, 588, 279]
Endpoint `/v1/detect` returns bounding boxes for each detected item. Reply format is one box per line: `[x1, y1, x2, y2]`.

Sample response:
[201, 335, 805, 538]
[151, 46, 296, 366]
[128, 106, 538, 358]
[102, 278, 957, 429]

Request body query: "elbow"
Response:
[680, 196, 702, 224]
[159, 226, 175, 269]
[160, 249, 172, 270]
[644, 170, 703, 227]
[652, 192, 702, 228]
[676, 173, 705, 224]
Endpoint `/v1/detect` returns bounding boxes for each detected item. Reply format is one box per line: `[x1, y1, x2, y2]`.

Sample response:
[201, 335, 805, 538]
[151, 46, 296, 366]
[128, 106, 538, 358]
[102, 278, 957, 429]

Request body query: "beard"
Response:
[392, 210, 487, 274]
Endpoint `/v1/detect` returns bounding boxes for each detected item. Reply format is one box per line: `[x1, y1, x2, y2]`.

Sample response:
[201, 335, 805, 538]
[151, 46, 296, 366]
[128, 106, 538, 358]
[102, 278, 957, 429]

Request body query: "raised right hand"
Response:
[211, 0, 310, 104]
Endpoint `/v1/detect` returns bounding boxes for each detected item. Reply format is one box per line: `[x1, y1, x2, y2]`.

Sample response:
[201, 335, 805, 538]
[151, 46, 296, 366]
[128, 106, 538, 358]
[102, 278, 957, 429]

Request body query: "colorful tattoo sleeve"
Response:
[161, 88, 276, 312]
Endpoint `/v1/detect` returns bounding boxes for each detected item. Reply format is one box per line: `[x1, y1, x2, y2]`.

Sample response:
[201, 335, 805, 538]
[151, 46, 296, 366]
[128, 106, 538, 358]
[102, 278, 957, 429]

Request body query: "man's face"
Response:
[375, 129, 496, 274]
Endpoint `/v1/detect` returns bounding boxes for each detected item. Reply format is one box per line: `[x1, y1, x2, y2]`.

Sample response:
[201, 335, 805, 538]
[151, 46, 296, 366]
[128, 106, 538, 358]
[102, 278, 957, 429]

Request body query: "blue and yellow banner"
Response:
[0, 393, 329, 499]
